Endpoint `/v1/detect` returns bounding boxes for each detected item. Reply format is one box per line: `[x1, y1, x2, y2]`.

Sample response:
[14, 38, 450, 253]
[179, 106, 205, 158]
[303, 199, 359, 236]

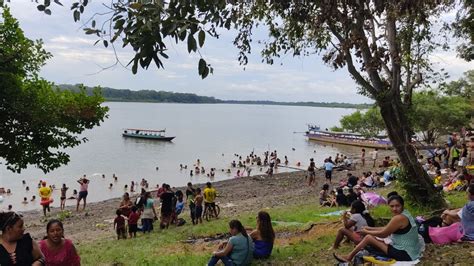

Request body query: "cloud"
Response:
[5, 1, 473, 104]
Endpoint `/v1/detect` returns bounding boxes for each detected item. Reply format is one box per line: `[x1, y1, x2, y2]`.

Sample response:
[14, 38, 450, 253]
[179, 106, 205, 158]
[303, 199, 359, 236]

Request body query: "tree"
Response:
[338, 108, 385, 138]
[409, 91, 472, 144]
[440, 70, 474, 100]
[0, 8, 108, 173]
[27, 0, 466, 207]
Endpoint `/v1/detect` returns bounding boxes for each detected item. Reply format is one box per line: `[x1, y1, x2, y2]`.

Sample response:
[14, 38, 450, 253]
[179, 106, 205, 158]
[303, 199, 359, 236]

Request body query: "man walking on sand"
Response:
[371, 148, 378, 168]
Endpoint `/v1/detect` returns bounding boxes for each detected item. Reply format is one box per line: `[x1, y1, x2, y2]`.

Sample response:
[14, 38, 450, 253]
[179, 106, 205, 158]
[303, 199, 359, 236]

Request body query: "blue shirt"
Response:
[461, 200, 474, 240]
[324, 162, 334, 171]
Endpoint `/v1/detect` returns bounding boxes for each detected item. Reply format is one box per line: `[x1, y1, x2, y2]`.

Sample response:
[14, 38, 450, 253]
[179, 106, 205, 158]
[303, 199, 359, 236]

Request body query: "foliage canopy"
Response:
[0, 8, 108, 173]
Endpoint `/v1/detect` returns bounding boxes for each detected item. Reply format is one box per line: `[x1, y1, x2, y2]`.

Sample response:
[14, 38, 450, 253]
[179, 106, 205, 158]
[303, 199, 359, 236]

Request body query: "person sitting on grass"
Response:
[441, 184, 474, 241]
[208, 220, 254, 266]
[336, 188, 349, 207]
[248, 211, 275, 259]
[330, 200, 375, 250]
[334, 195, 422, 263]
[319, 184, 331, 206]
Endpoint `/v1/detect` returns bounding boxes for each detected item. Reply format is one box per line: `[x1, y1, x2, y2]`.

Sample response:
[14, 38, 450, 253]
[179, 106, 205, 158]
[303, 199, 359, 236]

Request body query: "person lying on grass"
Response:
[330, 200, 375, 250]
[441, 183, 474, 241]
[208, 220, 254, 266]
[334, 195, 422, 262]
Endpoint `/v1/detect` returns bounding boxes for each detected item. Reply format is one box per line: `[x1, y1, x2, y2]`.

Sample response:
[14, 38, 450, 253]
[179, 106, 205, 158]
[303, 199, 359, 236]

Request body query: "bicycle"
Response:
[203, 202, 221, 221]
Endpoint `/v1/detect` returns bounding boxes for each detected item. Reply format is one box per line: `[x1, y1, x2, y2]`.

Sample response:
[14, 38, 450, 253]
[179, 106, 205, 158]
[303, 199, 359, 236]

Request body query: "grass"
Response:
[78, 190, 471, 265]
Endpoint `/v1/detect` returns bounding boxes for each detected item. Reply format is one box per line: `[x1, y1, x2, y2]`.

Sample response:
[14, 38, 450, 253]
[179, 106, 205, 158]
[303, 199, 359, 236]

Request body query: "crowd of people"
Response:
[0, 135, 472, 265]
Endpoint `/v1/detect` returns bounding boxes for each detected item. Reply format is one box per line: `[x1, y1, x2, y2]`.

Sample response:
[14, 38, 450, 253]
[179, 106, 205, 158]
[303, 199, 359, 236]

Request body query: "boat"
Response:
[306, 125, 393, 149]
[122, 128, 175, 141]
[305, 125, 436, 150]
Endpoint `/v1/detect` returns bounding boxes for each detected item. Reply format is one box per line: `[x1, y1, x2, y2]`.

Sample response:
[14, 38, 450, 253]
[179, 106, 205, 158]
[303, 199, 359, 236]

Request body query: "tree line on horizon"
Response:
[59, 84, 372, 108]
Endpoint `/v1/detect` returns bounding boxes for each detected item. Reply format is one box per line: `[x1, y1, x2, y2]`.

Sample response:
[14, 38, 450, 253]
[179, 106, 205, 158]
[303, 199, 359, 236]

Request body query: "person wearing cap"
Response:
[76, 175, 89, 212]
[39, 181, 53, 217]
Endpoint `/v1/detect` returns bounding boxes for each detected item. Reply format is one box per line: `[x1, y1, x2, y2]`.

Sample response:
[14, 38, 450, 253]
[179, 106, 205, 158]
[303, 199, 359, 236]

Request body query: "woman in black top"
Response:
[0, 212, 44, 266]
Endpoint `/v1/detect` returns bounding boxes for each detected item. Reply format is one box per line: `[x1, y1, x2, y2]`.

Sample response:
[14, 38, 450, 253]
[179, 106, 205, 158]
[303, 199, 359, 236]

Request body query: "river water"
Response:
[0, 102, 357, 211]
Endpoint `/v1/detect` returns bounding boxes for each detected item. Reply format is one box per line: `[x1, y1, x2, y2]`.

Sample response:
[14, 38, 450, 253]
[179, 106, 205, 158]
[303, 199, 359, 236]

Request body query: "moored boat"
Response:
[306, 125, 392, 149]
[122, 128, 175, 141]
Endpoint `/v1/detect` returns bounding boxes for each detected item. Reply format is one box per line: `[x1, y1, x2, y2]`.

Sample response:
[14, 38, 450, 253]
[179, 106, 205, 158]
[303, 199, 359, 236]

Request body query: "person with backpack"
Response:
[330, 200, 375, 250]
[208, 220, 254, 266]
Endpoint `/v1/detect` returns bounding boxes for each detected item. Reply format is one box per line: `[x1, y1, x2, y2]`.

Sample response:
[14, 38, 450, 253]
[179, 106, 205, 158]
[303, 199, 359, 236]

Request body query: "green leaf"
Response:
[44, 9, 52, 15]
[37, 5, 46, 11]
[53, 0, 63, 6]
[92, 20, 96, 28]
[198, 30, 205, 47]
[73, 10, 80, 22]
[202, 65, 209, 79]
[103, 40, 108, 48]
[187, 34, 197, 53]
[83, 0, 88, 6]
[198, 58, 206, 75]
[45, 0, 51, 6]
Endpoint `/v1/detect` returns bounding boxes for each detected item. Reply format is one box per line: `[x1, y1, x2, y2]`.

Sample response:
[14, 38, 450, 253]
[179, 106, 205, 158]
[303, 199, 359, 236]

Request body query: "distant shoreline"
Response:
[60, 84, 372, 109]
[103, 99, 370, 109]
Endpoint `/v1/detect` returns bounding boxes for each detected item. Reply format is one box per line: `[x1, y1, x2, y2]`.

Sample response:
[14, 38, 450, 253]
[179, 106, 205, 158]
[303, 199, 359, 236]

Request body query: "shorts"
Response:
[78, 191, 88, 200]
[387, 245, 412, 261]
[128, 224, 138, 233]
[195, 205, 203, 218]
[60, 196, 66, 201]
[308, 171, 316, 178]
[325, 170, 332, 180]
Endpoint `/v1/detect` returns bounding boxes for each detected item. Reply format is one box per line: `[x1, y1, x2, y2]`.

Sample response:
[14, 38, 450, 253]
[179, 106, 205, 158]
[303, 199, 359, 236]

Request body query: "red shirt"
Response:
[128, 211, 140, 225]
[39, 239, 80, 266]
[114, 215, 125, 229]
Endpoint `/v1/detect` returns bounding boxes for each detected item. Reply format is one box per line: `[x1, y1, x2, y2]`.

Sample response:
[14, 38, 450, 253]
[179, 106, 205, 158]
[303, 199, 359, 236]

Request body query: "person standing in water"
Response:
[60, 184, 68, 211]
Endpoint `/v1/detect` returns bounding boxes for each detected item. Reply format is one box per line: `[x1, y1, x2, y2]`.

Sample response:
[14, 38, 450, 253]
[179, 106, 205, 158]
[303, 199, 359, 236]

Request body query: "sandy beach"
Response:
[21, 159, 384, 244]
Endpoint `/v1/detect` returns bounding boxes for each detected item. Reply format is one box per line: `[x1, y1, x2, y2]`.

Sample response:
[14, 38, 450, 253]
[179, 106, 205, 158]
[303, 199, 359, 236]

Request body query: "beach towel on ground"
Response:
[361, 192, 387, 206]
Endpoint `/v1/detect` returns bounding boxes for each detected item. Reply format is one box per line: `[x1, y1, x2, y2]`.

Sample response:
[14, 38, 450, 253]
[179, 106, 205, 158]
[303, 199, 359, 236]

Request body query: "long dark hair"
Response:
[229, 220, 248, 238]
[351, 200, 375, 227]
[257, 211, 275, 243]
[0, 212, 22, 233]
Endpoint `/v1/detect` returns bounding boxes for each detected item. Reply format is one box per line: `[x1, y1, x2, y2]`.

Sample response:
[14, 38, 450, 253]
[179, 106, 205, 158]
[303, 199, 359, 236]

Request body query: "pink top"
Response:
[80, 183, 88, 192]
[39, 239, 81, 266]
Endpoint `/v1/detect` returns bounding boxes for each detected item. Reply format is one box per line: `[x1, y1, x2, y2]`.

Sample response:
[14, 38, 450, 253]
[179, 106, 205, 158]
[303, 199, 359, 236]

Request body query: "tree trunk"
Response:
[378, 97, 445, 208]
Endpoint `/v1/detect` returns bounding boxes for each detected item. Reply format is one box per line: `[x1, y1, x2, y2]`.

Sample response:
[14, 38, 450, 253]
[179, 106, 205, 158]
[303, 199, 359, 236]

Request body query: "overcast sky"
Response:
[6, 1, 473, 103]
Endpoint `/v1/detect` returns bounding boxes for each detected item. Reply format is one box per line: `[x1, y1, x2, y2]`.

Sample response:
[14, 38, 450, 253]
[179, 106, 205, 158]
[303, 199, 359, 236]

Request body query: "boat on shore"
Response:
[122, 128, 175, 141]
[306, 125, 392, 149]
[305, 125, 436, 150]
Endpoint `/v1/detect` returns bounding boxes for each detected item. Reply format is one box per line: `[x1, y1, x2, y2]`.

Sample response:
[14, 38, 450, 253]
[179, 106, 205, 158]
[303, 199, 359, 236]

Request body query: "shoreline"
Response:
[21, 162, 377, 244]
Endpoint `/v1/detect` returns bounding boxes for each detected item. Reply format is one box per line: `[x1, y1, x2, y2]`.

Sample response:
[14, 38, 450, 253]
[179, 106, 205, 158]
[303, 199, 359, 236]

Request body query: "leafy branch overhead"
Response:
[0, 7, 108, 173]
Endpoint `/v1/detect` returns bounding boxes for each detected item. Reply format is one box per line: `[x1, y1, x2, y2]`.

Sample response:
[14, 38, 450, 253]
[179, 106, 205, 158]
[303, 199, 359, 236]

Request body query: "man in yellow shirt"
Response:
[203, 182, 218, 218]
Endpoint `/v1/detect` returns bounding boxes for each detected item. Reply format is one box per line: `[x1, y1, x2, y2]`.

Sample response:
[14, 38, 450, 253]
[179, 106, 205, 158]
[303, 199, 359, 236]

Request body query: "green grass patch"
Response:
[78, 191, 470, 265]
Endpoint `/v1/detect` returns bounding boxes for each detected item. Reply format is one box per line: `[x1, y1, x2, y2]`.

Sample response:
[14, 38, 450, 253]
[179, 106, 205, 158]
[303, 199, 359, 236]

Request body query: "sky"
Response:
[5, 1, 474, 103]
